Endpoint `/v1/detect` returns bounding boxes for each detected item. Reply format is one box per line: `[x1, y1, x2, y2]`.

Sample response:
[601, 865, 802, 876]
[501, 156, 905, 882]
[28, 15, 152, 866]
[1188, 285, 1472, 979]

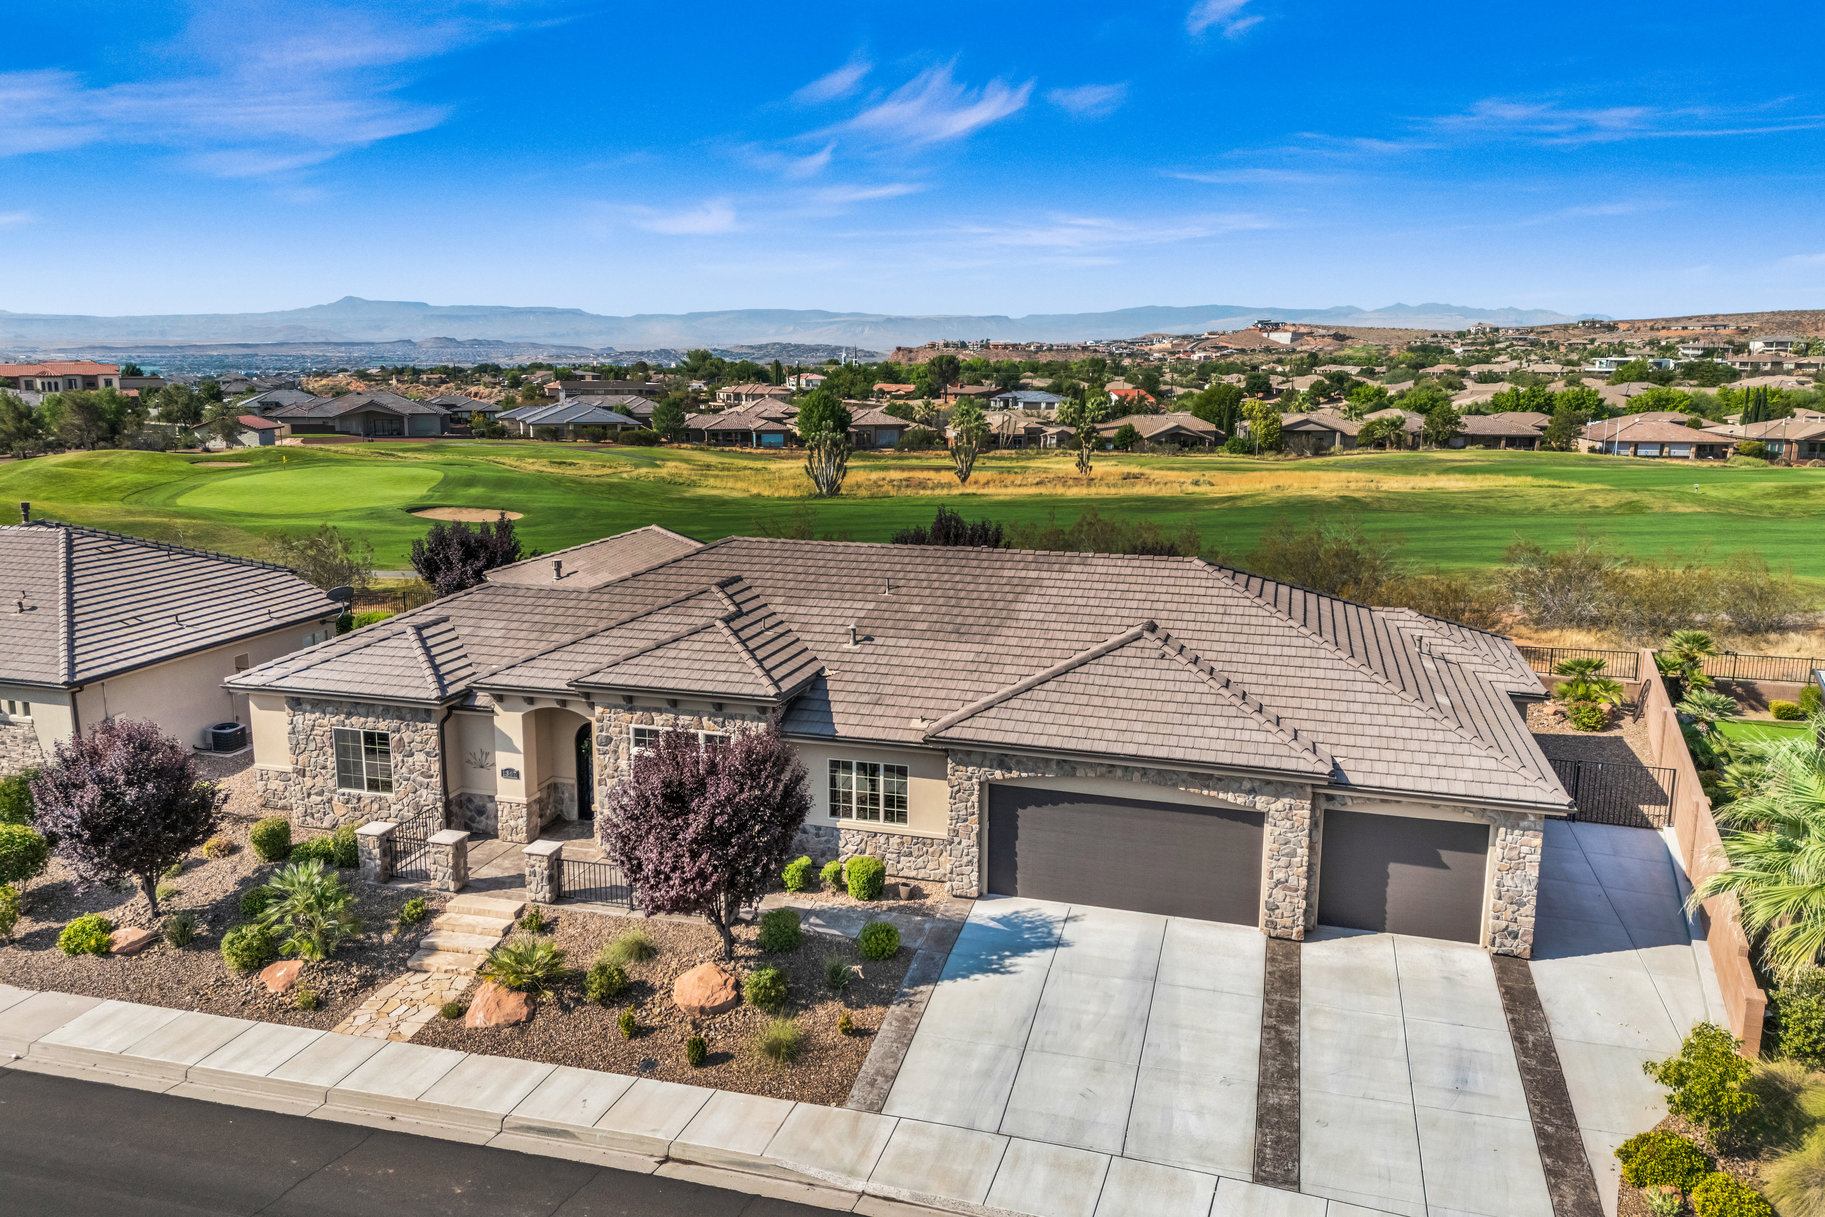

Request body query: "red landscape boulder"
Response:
[260, 959, 303, 994]
[108, 927, 159, 956]
[673, 962, 739, 1016]
[465, 980, 532, 1028]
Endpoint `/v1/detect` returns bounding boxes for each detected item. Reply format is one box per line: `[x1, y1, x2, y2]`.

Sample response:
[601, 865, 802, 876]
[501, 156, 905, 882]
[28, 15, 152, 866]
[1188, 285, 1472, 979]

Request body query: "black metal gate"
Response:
[1549, 757, 1677, 829]
[392, 815, 435, 881]
[559, 857, 634, 908]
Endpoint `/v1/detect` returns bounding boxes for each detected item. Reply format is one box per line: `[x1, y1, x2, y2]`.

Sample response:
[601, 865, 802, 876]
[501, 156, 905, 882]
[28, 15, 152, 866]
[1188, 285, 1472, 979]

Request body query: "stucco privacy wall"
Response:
[255, 697, 444, 830]
[1317, 792, 1544, 958]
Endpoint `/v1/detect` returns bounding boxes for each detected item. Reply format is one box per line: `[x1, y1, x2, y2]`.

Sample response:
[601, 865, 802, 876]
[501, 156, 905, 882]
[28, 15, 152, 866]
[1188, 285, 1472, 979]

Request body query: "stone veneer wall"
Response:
[0, 721, 43, 776]
[942, 750, 1314, 916]
[448, 791, 498, 837]
[789, 821, 950, 883]
[591, 706, 771, 820]
[257, 698, 445, 831]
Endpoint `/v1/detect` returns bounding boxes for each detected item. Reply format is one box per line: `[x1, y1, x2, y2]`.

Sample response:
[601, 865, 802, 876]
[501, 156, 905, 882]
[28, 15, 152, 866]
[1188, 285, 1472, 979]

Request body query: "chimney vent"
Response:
[848, 624, 859, 647]
[552, 559, 563, 580]
[18, 502, 28, 524]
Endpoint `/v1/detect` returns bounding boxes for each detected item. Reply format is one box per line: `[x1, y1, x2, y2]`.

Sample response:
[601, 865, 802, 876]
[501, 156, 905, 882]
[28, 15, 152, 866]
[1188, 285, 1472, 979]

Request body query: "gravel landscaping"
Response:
[0, 757, 443, 1029]
[414, 905, 914, 1106]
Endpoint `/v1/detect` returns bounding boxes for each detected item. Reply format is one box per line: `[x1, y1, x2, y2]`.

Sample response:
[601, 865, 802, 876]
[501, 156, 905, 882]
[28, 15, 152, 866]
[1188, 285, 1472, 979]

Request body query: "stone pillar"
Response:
[1261, 798, 1314, 940]
[428, 829, 471, 893]
[1488, 816, 1543, 958]
[524, 839, 563, 904]
[498, 798, 537, 845]
[355, 821, 396, 884]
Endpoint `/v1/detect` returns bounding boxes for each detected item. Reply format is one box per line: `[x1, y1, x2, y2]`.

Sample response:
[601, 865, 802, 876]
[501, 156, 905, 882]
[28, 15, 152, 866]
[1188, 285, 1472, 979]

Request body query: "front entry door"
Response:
[575, 723, 595, 821]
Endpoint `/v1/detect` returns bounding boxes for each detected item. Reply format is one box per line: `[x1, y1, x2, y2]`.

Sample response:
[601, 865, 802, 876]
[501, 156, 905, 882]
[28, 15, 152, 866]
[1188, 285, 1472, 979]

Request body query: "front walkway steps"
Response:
[333, 894, 525, 1041]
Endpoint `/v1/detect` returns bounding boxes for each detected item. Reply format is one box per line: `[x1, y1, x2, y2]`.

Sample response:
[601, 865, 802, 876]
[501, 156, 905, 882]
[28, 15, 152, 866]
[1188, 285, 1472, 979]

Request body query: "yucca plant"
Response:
[480, 936, 567, 993]
[258, 859, 362, 961]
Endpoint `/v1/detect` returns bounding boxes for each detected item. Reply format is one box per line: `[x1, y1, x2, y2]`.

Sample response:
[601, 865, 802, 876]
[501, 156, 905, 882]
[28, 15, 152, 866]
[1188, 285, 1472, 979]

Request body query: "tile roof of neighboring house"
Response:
[872, 383, 917, 394]
[559, 393, 657, 417]
[990, 390, 1064, 406]
[0, 521, 339, 688]
[486, 525, 704, 590]
[719, 382, 791, 397]
[1584, 418, 1737, 445]
[1363, 408, 1424, 431]
[231, 538, 1566, 810]
[1458, 413, 1545, 437]
[240, 389, 324, 413]
[1096, 412, 1222, 440]
[423, 394, 501, 414]
[0, 361, 118, 377]
[271, 391, 449, 420]
[687, 407, 794, 433]
[1278, 411, 1362, 436]
[849, 406, 907, 427]
[498, 402, 638, 426]
[236, 415, 282, 430]
[1716, 416, 1825, 442]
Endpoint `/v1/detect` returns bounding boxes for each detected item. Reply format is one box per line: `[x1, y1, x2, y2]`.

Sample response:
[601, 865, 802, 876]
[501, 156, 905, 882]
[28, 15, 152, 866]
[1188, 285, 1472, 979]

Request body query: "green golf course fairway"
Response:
[2, 441, 1821, 587]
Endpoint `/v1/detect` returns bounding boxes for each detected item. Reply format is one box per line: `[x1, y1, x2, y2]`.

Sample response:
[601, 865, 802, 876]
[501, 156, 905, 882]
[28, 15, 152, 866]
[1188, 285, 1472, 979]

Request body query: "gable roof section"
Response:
[0, 522, 339, 687]
[487, 525, 703, 589]
[227, 615, 473, 702]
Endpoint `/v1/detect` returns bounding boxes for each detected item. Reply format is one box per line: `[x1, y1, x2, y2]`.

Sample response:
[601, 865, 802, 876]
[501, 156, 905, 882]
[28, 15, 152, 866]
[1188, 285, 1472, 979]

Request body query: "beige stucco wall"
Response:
[795, 738, 950, 839]
[248, 694, 290, 766]
[0, 683, 77, 757]
[445, 709, 500, 797]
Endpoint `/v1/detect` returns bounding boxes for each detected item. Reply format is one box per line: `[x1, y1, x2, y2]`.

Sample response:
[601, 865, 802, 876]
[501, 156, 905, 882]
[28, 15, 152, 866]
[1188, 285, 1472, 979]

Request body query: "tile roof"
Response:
[1458, 413, 1545, 437]
[486, 525, 704, 589]
[0, 522, 340, 687]
[0, 361, 118, 377]
[270, 391, 449, 420]
[1096, 412, 1221, 440]
[1583, 418, 1738, 444]
[498, 401, 638, 426]
[230, 539, 1568, 810]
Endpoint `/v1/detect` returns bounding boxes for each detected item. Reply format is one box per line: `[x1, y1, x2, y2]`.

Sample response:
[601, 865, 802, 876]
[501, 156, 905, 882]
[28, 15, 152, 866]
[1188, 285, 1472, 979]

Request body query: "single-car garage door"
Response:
[1317, 810, 1489, 942]
[986, 786, 1265, 924]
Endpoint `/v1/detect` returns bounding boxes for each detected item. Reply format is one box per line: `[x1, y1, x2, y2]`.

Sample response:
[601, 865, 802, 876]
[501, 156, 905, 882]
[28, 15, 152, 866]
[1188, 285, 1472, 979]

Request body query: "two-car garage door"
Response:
[985, 786, 1265, 924]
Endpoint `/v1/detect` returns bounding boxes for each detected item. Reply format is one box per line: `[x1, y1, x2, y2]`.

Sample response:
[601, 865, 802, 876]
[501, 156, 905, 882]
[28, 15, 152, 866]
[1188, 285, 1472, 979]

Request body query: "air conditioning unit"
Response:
[207, 722, 248, 753]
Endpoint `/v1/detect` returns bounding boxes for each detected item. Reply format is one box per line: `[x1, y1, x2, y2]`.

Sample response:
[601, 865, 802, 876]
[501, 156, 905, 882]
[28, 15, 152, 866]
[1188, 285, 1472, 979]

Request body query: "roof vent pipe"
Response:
[552, 559, 563, 581]
[18, 502, 28, 523]
[848, 624, 859, 647]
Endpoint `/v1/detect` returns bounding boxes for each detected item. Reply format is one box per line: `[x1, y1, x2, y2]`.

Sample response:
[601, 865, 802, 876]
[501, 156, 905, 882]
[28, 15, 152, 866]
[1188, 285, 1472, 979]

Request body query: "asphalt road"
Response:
[0, 1069, 827, 1217]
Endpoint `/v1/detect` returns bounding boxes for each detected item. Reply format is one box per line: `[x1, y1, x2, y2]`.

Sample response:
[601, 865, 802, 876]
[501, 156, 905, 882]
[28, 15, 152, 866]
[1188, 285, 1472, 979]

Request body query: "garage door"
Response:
[1317, 810, 1489, 942]
[986, 786, 1264, 924]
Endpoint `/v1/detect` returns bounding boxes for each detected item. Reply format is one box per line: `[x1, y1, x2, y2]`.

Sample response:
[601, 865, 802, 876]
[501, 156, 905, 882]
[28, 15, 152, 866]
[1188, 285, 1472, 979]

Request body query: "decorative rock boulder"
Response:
[108, 927, 159, 956]
[673, 962, 739, 1017]
[260, 959, 303, 994]
[465, 980, 532, 1028]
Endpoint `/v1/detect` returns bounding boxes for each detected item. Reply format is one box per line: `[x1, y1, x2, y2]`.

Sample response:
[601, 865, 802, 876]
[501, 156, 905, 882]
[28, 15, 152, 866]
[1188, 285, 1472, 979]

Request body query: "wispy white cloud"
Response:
[807, 182, 926, 206]
[1781, 252, 1825, 267]
[0, 210, 34, 228]
[794, 57, 872, 104]
[838, 64, 1032, 146]
[1431, 98, 1825, 144]
[629, 198, 741, 235]
[1169, 166, 1336, 186]
[1046, 83, 1128, 119]
[952, 211, 1270, 252]
[1186, 0, 1262, 37]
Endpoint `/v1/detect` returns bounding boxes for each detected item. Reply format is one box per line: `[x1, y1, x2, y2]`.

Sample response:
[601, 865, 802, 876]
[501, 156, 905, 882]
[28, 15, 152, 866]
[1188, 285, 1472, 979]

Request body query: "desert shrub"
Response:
[0, 823, 50, 885]
[753, 1018, 802, 1064]
[845, 855, 885, 901]
[293, 985, 320, 1011]
[819, 860, 843, 890]
[480, 936, 567, 992]
[619, 1009, 638, 1038]
[1773, 700, 1804, 721]
[1737, 441, 1769, 461]
[288, 837, 338, 867]
[1766, 1130, 1825, 1217]
[519, 905, 548, 933]
[604, 928, 656, 966]
[1802, 685, 1822, 716]
[1616, 1129, 1712, 1190]
[838, 1010, 854, 1036]
[440, 1000, 466, 1019]
[249, 818, 291, 862]
[743, 964, 788, 1011]
[201, 834, 236, 860]
[240, 885, 276, 917]
[1691, 1171, 1774, 1217]
[162, 857, 188, 879]
[1565, 700, 1610, 732]
[781, 855, 813, 892]
[1222, 435, 1251, 454]
[585, 961, 628, 1005]
[163, 911, 198, 948]
[58, 913, 113, 956]
[219, 922, 275, 972]
[0, 768, 35, 826]
[260, 860, 361, 961]
[1777, 979, 1825, 1069]
[155, 882, 179, 902]
[330, 823, 359, 868]
[824, 955, 851, 990]
[685, 1035, 708, 1067]
[1645, 1022, 1762, 1152]
[397, 897, 429, 926]
[1642, 1185, 1683, 1217]
[349, 610, 393, 629]
[1745, 1060, 1825, 1152]
[858, 920, 901, 960]
[618, 428, 662, 446]
[0, 883, 19, 941]
[758, 908, 802, 953]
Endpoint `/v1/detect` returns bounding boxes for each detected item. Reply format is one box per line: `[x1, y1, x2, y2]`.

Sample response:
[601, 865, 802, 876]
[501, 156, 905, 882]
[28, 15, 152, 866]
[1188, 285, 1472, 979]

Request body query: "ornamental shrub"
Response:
[845, 855, 885, 901]
[1645, 1022, 1762, 1152]
[163, 911, 198, 948]
[260, 860, 361, 962]
[819, 860, 843, 890]
[479, 936, 567, 993]
[440, 1001, 465, 1019]
[1642, 1185, 1683, 1217]
[288, 837, 338, 867]
[618, 1009, 638, 1038]
[1776, 979, 1825, 1069]
[240, 885, 276, 917]
[837, 1010, 854, 1036]
[1615, 1129, 1712, 1191]
[0, 884, 19, 940]
[758, 908, 802, 953]
[1765, 1131, 1825, 1217]
[397, 897, 429, 926]
[1565, 700, 1609, 732]
[219, 923, 275, 972]
[685, 1035, 708, 1067]
[1772, 700, 1804, 721]
[58, 913, 113, 957]
[250, 818, 291, 862]
[858, 920, 901, 960]
[585, 961, 628, 1005]
[781, 855, 813, 892]
[0, 768, 36, 826]
[293, 985, 320, 1011]
[743, 965, 788, 1011]
[0, 823, 51, 885]
[1691, 1172, 1774, 1217]
[753, 1017, 802, 1064]
[603, 928, 656, 966]
[824, 955, 851, 990]
[202, 834, 236, 860]
[1802, 684, 1822, 716]
[330, 823, 359, 868]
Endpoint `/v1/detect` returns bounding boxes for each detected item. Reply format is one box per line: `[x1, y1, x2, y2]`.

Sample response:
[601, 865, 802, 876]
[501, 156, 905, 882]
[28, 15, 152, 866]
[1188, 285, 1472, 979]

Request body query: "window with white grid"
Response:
[828, 759, 908, 824]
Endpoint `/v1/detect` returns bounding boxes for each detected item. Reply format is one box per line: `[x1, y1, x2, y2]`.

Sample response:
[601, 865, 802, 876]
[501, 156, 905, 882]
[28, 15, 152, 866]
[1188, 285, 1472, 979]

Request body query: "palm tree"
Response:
[1693, 731, 1825, 980]
[1553, 656, 1608, 679]
[259, 859, 362, 961]
[1667, 629, 1720, 691]
[1678, 690, 1740, 735]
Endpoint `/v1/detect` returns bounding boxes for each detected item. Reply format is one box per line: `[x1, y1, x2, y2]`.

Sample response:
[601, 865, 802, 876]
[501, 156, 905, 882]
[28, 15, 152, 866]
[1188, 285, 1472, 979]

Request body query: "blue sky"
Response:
[3, 0, 1822, 319]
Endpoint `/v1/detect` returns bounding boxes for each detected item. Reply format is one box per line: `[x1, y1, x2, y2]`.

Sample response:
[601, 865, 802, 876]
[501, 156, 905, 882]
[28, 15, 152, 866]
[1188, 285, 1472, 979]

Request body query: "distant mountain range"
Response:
[0, 297, 1603, 356]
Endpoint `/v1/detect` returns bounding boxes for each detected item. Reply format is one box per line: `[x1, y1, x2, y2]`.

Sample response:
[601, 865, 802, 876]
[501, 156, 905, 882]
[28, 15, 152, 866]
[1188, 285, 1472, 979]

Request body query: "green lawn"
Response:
[1716, 719, 1815, 747]
[3, 442, 1823, 584]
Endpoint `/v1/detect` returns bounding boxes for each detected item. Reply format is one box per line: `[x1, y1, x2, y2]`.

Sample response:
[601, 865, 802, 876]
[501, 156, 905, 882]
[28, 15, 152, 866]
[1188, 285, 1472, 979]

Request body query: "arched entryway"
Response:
[575, 722, 595, 821]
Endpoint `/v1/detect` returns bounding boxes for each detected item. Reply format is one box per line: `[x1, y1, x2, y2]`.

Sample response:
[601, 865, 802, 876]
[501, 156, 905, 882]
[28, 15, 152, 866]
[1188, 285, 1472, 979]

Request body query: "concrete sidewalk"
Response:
[0, 981, 1392, 1217]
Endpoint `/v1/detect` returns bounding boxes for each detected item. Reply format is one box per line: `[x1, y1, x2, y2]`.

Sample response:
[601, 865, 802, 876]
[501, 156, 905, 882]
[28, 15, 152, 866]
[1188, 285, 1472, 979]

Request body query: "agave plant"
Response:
[259, 859, 362, 961]
[1693, 735, 1825, 981]
[1678, 690, 1740, 735]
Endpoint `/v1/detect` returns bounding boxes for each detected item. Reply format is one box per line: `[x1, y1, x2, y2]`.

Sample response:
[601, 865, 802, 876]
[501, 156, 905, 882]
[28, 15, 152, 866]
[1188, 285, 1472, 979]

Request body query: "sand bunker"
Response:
[193, 461, 250, 467]
[410, 507, 524, 521]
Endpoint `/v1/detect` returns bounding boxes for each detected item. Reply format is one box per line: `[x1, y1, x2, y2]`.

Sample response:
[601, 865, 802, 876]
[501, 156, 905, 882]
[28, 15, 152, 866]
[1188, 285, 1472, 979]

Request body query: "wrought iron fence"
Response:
[559, 856, 634, 908]
[1549, 756, 1677, 829]
[1517, 646, 1641, 681]
[392, 815, 436, 882]
[1699, 652, 1825, 685]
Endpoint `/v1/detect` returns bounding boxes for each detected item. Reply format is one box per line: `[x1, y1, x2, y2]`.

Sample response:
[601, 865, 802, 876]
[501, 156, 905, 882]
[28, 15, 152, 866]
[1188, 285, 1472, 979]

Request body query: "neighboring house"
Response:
[685, 405, 797, 447]
[715, 382, 792, 407]
[203, 415, 288, 449]
[978, 411, 1072, 449]
[1581, 418, 1735, 459]
[989, 389, 1064, 414]
[0, 513, 341, 774]
[552, 379, 666, 401]
[872, 382, 917, 397]
[940, 384, 999, 404]
[1360, 408, 1423, 449]
[1585, 356, 1675, 372]
[849, 406, 910, 448]
[1450, 412, 1545, 450]
[497, 401, 638, 439]
[1710, 414, 1825, 462]
[1107, 386, 1157, 411]
[787, 372, 828, 390]
[1275, 411, 1360, 453]
[1096, 412, 1221, 448]
[229, 529, 1566, 957]
[551, 394, 657, 425]
[269, 391, 450, 438]
[0, 360, 120, 392]
[1749, 334, 1799, 353]
[423, 394, 503, 424]
[240, 389, 326, 416]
